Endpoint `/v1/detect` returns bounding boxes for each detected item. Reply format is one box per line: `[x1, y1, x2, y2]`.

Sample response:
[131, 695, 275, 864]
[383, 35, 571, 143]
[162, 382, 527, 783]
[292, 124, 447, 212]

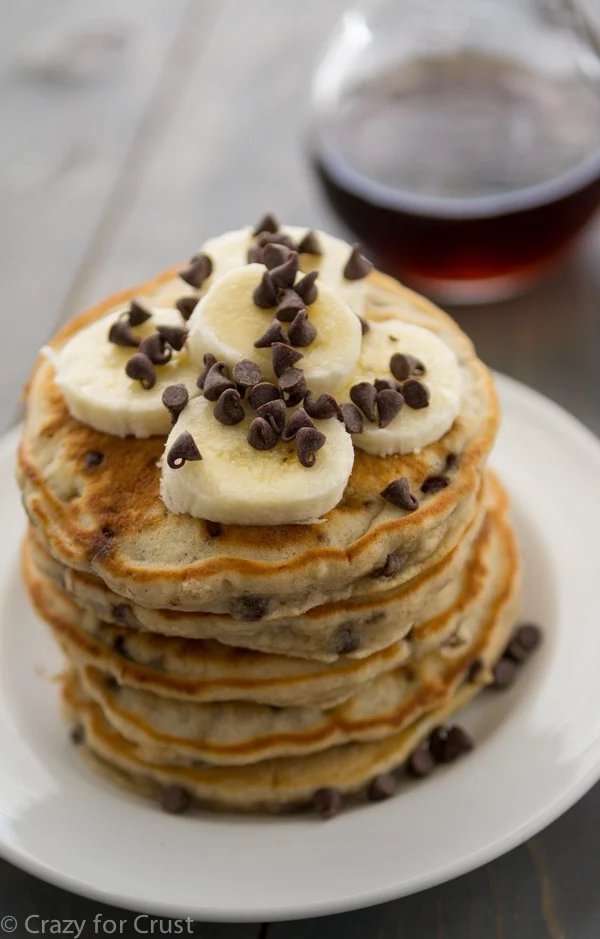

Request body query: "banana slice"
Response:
[160, 396, 354, 525]
[187, 264, 362, 394]
[334, 320, 462, 456]
[54, 308, 200, 438]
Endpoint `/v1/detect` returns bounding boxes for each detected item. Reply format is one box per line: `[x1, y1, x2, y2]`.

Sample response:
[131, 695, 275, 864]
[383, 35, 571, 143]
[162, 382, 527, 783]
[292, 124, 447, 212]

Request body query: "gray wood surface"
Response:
[1, 0, 599, 936]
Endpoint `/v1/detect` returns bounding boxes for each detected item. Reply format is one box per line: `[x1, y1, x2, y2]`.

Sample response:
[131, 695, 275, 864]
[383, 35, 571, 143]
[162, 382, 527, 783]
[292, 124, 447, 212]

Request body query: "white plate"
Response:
[1, 373, 600, 922]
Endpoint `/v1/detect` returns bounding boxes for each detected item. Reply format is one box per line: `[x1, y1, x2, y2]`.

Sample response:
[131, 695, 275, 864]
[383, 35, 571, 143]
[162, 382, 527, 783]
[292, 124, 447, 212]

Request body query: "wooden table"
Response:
[2, 1, 599, 935]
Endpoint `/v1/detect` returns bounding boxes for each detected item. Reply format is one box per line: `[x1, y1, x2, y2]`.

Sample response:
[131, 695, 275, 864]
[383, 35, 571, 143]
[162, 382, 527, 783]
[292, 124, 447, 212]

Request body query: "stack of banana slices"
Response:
[18, 218, 527, 816]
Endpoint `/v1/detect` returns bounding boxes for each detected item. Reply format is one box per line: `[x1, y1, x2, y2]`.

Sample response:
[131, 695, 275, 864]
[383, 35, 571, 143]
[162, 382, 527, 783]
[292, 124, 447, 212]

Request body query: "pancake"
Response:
[18, 270, 498, 620]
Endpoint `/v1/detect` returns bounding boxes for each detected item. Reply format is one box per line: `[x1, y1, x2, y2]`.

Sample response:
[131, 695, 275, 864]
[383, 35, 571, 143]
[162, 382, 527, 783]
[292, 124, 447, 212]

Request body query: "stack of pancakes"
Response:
[18, 266, 520, 813]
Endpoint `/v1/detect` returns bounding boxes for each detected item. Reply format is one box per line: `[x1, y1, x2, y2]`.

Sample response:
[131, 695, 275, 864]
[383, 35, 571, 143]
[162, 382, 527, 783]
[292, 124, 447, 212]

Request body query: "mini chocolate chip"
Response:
[139, 332, 172, 365]
[374, 378, 400, 393]
[358, 316, 370, 335]
[179, 252, 213, 288]
[445, 453, 458, 471]
[304, 391, 342, 421]
[514, 623, 542, 651]
[368, 773, 397, 801]
[269, 251, 299, 289]
[377, 388, 404, 428]
[229, 595, 268, 620]
[70, 725, 85, 746]
[256, 231, 295, 250]
[175, 296, 198, 320]
[254, 320, 289, 348]
[84, 450, 104, 468]
[101, 525, 115, 538]
[161, 785, 191, 815]
[350, 382, 377, 422]
[343, 243, 373, 280]
[313, 787, 342, 820]
[196, 353, 217, 389]
[214, 388, 245, 425]
[297, 230, 322, 255]
[430, 725, 474, 763]
[253, 213, 279, 235]
[157, 324, 188, 351]
[407, 742, 435, 777]
[253, 270, 278, 308]
[390, 353, 425, 381]
[205, 520, 222, 537]
[128, 299, 153, 326]
[108, 319, 139, 347]
[403, 378, 430, 409]
[112, 604, 132, 624]
[125, 353, 155, 389]
[421, 475, 449, 495]
[276, 289, 306, 322]
[104, 674, 119, 690]
[166, 431, 202, 469]
[377, 552, 405, 578]
[340, 402, 363, 434]
[281, 407, 315, 442]
[113, 635, 128, 657]
[505, 638, 529, 663]
[288, 309, 317, 347]
[202, 362, 234, 401]
[233, 359, 263, 395]
[380, 478, 418, 511]
[248, 381, 281, 410]
[492, 657, 516, 689]
[467, 659, 483, 682]
[295, 270, 319, 305]
[272, 342, 303, 377]
[263, 243, 291, 270]
[256, 398, 286, 435]
[279, 367, 307, 406]
[162, 383, 189, 423]
[334, 624, 360, 654]
[247, 416, 279, 450]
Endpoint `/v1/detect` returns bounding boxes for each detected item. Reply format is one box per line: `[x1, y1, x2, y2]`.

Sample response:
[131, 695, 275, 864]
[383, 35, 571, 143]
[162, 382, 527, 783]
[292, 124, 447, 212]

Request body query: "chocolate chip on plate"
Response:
[380, 477, 419, 512]
[161, 785, 191, 815]
[368, 773, 397, 802]
[491, 656, 517, 689]
[514, 623, 542, 652]
[313, 787, 342, 820]
[166, 431, 202, 469]
[407, 742, 435, 778]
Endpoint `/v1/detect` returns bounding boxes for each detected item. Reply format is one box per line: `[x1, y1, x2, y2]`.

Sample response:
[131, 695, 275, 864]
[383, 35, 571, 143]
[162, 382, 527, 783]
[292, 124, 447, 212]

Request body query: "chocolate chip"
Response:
[376, 552, 405, 577]
[161, 785, 191, 815]
[70, 725, 85, 746]
[313, 787, 342, 820]
[343, 243, 373, 280]
[247, 416, 279, 450]
[254, 320, 289, 348]
[253, 270, 278, 308]
[112, 604, 132, 625]
[113, 635, 128, 658]
[445, 453, 458, 471]
[514, 623, 542, 652]
[350, 382, 377, 422]
[333, 624, 360, 654]
[288, 309, 317, 347]
[104, 674, 119, 691]
[269, 251, 299, 289]
[248, 381, 281, 410]
[125, 353, 155, 389]
[253, 213, 279, 235]
[279, 367, 307, 406]
[402, 379, 430, 409]
[256, 398, 286, 435]
[295, 270, 319, 305]
[340, 402, 363, 434]
[166, 431, 202, 469]
[256, 231, 295, 250]
[247, 245, 263, 263]
[377, 388, 404, 428]
[232, 359, 263, 395]
[368, 773, 397, 801]
[139, 332, 172, 365]
[421, 475, 449, 495]
[407, 742, 435, 778]
[380, 477, 418, 511]
[358, 316, 370, 335]
[390, 353, 425, 382]
[229, 595, 268, 620]
[179, 252, 213, 288]
[374, 378, 400, 393]
[214, 388, 244, 425]
[202, 362, 234, 401]
[196, 353, 217, 390]
[505, 638, 529, 663]
[430, 725, 474, 764]
[108, 319, 139, 347]
[276, 289, 305, 322]
[297, 230, 322, 254]
[263, 243, 291, 270]
[84, 450, 104, 468]
[162, 383, 189, 423]
[467, 658, 483, 682]
[281, 407, 315, 442]
[205, 520, 222, 537]
[491, 657, 516, 689]
[157, 324, 188, 351]
[304, 391, 342, 421]
[175, 296, 198, 320]
[128, 299, 153, 327]
[272, 342, 303, 377]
